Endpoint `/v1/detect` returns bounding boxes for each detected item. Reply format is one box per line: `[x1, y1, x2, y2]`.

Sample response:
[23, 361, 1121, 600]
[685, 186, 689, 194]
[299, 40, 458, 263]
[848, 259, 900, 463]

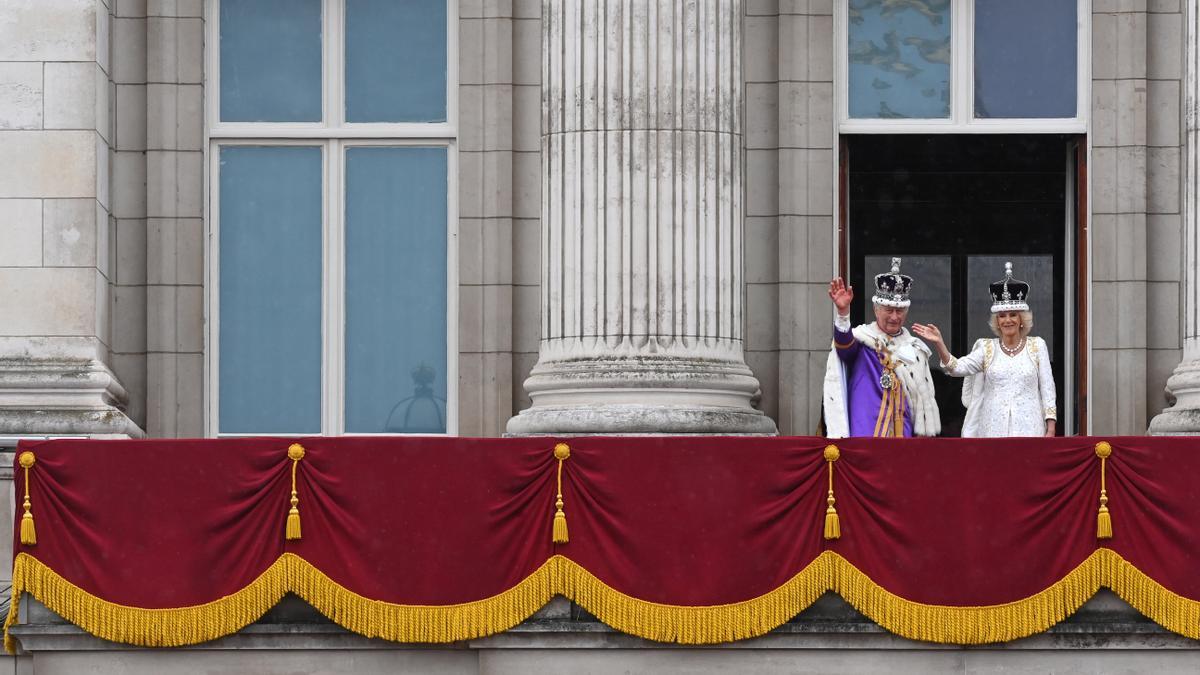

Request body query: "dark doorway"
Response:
[842, 134, 1079, 436]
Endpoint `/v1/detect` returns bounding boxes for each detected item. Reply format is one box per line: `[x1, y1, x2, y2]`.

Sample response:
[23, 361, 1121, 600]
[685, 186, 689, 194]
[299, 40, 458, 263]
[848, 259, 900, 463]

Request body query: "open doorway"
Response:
[840, 134, 1085, 435]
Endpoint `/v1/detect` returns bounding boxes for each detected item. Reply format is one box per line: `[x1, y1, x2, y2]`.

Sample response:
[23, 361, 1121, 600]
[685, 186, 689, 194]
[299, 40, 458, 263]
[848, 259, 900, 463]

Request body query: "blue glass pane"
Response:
[220, 0, 322, 122]
[974, 0, 1076, 118]
[345, 0, 447, 122]
[345, 147, 448, 433]
[848, 0, 951, 119]
[219, 146, 323, 433]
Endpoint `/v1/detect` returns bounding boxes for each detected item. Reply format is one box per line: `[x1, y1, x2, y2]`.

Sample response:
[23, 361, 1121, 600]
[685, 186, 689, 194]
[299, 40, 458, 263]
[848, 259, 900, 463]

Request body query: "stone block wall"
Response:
[0, 0, 140, 437]
[143, 0, 204, 437]
[742, 0, 836, 435]
[1091, 0, 1186, 434]
[0, 0, 1186, 438]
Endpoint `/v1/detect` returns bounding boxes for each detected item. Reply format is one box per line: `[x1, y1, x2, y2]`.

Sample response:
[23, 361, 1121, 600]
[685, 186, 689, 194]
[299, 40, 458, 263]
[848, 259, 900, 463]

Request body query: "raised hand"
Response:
[911, 323, 944, 346]
[828, 278, 854, 314]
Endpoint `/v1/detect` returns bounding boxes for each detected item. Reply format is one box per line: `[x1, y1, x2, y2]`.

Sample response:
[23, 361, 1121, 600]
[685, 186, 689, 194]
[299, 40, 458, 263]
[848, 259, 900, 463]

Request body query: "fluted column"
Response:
[1150, 0, 1200, 434]
[508, 0, 776, 434]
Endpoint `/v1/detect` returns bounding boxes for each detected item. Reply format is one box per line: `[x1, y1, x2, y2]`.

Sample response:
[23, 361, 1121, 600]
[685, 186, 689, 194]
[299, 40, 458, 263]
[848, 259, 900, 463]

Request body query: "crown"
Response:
[989, 262, 1030, 313]
[872, 257, 913, 308]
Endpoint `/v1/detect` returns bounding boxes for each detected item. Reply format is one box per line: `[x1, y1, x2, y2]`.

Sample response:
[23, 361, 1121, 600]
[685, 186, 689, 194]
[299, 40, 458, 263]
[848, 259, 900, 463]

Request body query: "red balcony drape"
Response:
[5, 436, 1199, 650]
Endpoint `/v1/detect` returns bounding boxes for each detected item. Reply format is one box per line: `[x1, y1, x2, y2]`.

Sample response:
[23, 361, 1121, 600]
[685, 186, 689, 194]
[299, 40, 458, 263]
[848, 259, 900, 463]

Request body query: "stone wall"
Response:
[1091, 0, 1186, 434]
[744, 0, 836, 435]
[0, 0, 1189, 437]
[0, 0, 140, 437]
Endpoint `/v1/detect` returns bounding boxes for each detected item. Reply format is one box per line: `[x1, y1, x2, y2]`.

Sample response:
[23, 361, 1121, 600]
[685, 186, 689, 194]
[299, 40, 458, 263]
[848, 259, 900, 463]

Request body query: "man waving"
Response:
[822, 258, 940, 438]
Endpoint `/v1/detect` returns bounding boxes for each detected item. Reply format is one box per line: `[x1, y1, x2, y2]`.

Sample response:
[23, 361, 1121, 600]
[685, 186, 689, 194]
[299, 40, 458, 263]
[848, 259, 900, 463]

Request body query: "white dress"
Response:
[941, 337, 1057, 438]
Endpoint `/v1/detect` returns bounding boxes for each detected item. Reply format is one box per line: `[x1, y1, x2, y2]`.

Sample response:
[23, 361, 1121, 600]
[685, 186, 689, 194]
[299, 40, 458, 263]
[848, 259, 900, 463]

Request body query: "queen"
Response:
[912, 263, 1057, 437]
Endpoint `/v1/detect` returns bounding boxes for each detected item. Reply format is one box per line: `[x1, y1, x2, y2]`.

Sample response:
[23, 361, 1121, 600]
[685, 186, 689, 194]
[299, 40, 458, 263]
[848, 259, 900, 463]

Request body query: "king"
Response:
[822, 258, 941, 438]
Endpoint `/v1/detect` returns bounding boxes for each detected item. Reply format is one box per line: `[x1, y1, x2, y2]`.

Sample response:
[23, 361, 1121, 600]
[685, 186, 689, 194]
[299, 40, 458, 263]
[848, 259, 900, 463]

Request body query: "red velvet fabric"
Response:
[13, 436, 1200, 610]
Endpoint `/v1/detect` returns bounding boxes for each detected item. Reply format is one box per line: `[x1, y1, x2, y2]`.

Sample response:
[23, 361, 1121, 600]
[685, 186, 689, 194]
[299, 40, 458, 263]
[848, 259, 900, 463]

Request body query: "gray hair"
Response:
[989, 310, 1033, 338]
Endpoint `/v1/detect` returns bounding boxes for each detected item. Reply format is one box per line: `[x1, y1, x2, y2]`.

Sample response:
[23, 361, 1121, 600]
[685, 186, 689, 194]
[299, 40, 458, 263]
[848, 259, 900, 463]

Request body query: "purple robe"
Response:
[834, 324, 914, 437]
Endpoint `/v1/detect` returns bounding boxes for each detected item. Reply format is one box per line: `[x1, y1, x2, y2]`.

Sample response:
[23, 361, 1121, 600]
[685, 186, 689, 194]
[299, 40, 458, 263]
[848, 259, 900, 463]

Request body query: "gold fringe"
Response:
[3, 552, 558, 652]
[7, 550, 1200, 652]
[558, 555, 829, 644]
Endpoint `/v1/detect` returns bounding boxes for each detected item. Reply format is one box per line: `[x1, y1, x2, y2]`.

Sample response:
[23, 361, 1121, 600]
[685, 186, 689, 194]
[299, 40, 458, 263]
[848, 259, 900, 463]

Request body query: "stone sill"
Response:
[10, 591, 1199, 653]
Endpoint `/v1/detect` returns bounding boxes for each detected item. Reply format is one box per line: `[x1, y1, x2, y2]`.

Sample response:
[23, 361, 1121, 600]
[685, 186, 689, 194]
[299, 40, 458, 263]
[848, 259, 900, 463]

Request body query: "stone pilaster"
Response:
[1150, 0, 1200, 435]
[508, 0, 776, 434]
[0, 0, 141, 438]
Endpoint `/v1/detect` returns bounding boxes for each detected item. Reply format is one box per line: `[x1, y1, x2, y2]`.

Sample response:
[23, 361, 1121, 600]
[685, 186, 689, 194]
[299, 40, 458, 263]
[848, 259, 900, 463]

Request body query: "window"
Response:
[207, 0, 457, 436]
[839, 0, 1086, 131]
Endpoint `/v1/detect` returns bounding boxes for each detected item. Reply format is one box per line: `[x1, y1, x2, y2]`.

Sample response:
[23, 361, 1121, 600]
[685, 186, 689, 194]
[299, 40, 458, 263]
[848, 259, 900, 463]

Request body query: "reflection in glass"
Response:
[863, 255, 952, 348]
[974, 0, 1076, 119]
[345, 0, 447, 122]
[848, 0, 951, 119]
[967, 256, 1055, 359]
[219, 146, 323, 433]
[345, 147, 448, 433]
[220, 0, 322, 122]
[383, 364, 447, 433]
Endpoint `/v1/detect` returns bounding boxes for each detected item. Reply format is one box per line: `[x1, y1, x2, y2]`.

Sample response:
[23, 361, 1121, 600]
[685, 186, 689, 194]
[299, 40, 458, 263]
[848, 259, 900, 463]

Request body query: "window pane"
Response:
[848, 0, 951, 119]
[219, 146, 323, 433]
[345, 147, 448, 433]
[345, 0, 447, 122]
[967, 256, 1055, 359]
[974, 0, 1076, 119]
[220, 0, 322, 122]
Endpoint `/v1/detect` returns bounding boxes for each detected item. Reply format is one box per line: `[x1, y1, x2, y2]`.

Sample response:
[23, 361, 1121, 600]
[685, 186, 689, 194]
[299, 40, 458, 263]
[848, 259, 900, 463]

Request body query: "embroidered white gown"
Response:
[941, 337, 1057, 438]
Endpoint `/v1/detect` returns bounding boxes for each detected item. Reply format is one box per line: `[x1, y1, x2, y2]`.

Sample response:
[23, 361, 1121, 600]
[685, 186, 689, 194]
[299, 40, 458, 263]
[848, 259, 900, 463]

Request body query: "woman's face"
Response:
[996, 311, 1022, 339]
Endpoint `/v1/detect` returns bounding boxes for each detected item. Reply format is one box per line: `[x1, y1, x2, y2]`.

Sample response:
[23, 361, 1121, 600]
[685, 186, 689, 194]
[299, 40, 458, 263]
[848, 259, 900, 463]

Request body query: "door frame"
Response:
[834, 134, 1090, 434]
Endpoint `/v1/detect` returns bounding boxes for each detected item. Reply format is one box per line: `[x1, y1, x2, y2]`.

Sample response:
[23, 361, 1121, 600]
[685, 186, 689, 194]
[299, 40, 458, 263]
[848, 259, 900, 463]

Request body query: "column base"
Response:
[507, 354, 778, 435]
[1148, 359, 1200, 435]
[507, 403, 777, 435]
[0, 339, 143, 438]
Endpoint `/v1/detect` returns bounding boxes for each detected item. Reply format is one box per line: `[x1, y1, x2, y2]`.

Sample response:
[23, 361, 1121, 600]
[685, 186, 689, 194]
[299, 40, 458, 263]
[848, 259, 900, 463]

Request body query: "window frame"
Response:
[836, 0, 1090, 134]
[204, 0, 459, 437]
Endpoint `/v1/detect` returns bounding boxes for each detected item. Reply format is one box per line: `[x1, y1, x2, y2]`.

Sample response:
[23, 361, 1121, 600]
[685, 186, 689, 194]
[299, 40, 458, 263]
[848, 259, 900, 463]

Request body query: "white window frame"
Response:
[836, 0, 1090, 134]
[203, 0, 459, 437]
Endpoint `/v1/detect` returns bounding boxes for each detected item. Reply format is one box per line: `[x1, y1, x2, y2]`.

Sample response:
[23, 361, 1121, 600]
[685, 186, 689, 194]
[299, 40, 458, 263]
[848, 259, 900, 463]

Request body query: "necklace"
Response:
[1000, 337, 1026, 357]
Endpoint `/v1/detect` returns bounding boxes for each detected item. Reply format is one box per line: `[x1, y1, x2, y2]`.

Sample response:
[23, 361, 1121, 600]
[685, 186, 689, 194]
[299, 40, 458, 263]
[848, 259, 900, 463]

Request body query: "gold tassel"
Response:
[18, 451, 36, 546]
[823, 445, 841, 540]
[285, 444, 305, 541]
[552, 443, 571, 544]
[1095, 441, 1113, 540]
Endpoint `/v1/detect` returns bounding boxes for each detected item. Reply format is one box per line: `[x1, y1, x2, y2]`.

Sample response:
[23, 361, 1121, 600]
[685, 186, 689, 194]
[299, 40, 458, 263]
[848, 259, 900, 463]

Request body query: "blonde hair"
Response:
[989, 310, 1033, 338]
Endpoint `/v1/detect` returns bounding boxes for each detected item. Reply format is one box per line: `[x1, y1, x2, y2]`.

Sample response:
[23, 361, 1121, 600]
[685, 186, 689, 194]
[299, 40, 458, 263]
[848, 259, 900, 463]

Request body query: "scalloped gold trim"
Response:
[6, 549, 1200, 652]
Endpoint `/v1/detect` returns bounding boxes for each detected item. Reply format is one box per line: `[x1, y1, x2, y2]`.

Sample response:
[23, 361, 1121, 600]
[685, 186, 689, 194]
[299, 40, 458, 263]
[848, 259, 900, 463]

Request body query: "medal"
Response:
[879, 372, 893, 390]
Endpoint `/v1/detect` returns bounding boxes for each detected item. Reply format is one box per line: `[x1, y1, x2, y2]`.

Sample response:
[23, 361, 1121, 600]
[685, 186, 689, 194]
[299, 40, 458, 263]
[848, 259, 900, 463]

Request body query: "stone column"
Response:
[508, 0, 776, 434]
[0, 0, 141, 438]
[1150, 0, 1200, 434]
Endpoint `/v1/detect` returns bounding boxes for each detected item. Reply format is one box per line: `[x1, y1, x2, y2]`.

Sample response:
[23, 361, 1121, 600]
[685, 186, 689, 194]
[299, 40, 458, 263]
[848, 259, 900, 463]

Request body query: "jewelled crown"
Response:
[989, 262, 1030, 313]
[872, 257, 913, 308]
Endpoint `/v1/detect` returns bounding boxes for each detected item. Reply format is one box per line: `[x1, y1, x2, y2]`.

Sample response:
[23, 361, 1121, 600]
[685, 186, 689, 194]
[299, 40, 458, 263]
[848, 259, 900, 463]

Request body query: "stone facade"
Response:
[1150, 0, 1200, 434]
[0, 0, 1186, 438]
[0, 0, 1197, 668]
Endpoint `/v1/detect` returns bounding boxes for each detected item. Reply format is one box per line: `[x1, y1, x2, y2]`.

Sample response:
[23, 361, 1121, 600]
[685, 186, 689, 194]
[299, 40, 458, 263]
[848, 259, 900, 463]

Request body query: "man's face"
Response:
[873, 303, 908, 335]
